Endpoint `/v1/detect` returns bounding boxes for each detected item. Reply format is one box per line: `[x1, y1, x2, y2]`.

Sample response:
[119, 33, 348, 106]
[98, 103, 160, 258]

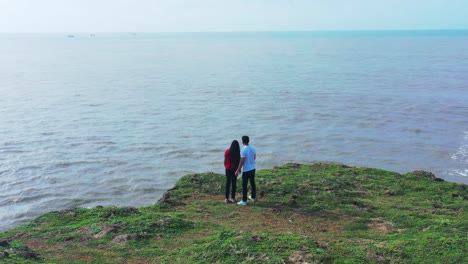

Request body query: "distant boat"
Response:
[90, 34, 95, 37]
[67, 35, 75, 38]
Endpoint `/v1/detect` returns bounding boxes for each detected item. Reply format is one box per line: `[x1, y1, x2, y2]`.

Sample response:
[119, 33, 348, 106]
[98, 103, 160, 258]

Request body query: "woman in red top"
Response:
[224, 140, 240, 203]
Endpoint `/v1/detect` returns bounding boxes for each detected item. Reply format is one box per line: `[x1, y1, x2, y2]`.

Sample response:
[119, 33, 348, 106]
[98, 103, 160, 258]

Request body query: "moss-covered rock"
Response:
[0, 163, 466, 263]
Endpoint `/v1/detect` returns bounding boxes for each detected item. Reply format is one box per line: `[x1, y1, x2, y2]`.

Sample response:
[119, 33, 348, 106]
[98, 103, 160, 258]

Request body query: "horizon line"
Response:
[1, 28, 468, 34]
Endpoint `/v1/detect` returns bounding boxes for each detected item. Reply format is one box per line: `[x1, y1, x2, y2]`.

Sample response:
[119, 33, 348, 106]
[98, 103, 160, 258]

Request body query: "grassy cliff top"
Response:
[1, 163, 467, 263]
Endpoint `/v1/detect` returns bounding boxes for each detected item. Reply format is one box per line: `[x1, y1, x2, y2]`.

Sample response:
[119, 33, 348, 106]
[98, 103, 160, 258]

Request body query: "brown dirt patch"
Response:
[368, 217, 396, 233]
[179, 193, 353, 242]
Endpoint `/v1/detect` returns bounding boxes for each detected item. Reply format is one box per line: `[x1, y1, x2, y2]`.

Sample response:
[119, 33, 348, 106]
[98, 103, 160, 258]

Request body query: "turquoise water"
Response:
[1, 31, 467, 230]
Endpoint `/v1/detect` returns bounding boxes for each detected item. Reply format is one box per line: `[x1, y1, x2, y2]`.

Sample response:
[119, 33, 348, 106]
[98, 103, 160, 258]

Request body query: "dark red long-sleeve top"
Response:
[224, 149, 237, 170]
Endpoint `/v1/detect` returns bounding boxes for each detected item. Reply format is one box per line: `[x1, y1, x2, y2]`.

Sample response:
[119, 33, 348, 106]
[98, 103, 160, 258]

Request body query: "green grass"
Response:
[0, 163, 466, 263]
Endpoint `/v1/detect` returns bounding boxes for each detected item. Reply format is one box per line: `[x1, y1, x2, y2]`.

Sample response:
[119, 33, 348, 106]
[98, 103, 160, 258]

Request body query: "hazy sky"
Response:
[1, 0, 468, 32]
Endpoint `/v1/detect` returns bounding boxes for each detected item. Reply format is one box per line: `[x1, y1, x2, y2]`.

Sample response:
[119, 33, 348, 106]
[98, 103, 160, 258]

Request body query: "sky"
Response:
[1, 0, 468, 33]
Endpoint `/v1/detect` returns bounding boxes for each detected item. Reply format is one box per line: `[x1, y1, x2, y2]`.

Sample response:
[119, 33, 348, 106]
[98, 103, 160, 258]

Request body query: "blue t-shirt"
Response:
[241, 145, 256, 172]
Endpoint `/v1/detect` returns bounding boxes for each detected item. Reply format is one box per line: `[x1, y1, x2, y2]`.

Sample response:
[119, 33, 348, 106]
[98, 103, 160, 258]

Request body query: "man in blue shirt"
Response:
[235, 135, 257, 205]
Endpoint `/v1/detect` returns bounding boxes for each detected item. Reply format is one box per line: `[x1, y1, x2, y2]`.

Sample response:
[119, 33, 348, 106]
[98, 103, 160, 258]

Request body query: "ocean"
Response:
[1, 30, 467, 230]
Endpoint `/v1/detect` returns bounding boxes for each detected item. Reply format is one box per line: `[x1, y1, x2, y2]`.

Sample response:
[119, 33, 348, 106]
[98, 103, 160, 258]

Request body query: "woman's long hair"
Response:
[229, 140, 241, 168]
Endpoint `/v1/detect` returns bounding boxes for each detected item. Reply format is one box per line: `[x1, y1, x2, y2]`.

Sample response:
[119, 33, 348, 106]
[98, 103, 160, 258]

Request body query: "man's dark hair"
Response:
[242, 135, 249, 145]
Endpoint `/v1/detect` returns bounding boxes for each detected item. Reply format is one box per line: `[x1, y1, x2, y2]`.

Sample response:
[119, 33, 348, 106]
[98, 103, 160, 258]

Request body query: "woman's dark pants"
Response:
[225, 169, 237, 199]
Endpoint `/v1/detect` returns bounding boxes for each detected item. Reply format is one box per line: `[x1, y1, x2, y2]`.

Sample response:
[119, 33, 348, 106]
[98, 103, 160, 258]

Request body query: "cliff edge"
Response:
[1, 163, 467, 263]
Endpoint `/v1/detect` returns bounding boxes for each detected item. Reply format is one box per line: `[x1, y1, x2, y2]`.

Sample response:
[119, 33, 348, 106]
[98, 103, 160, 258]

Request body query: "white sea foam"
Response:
[448, 131, 468, 178]
[459, 169, 468, 177]
[451, 131, 468, 163]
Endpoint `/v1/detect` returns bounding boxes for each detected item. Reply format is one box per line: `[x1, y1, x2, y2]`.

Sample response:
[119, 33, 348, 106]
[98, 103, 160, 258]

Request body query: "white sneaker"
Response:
[237, 200, 248, 206]
[248, 196, 257, 202]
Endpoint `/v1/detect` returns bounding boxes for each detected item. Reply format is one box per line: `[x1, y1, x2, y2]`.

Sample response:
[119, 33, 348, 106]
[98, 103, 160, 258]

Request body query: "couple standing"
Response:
[223, 135, 256, 206]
